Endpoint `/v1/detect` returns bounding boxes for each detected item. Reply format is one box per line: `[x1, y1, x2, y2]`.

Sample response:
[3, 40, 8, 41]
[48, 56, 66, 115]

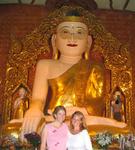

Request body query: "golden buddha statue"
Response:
[18, 9, 129, 140]
[1, 8, 132, 143]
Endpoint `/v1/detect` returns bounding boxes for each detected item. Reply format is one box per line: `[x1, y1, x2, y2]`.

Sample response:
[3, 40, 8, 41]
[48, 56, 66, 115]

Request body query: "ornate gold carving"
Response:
[2, 6, 132, 126]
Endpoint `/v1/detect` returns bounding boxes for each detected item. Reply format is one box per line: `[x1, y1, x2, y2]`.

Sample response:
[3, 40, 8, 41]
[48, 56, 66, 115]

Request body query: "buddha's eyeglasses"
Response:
[57, 28, 88, 40]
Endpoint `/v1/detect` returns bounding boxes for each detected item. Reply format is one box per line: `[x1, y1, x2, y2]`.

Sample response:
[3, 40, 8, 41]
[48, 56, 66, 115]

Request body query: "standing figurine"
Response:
[13, 85, 29, 119]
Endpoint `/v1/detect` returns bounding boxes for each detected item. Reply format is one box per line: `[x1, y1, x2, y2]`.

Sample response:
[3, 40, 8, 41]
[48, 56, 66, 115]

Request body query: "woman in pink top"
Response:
[40, 106, 68, 150]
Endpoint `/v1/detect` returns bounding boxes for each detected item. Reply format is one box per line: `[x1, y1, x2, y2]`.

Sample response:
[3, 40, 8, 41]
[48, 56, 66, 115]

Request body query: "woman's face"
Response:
[55, 109, 66, 123]
[55, 21, 90, 57]
[71, 115, 82, 129]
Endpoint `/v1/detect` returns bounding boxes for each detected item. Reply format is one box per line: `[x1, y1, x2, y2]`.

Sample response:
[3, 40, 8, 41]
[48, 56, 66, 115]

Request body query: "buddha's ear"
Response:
[87, 35, 92, 50]
[84, 35, 93, 60]
[51, 34, 56, 49]
[51, 34, 58, 59]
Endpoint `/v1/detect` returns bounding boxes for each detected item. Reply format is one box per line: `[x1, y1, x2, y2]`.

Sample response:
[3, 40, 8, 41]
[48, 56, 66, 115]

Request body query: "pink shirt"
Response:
[45, 123, 68, 150]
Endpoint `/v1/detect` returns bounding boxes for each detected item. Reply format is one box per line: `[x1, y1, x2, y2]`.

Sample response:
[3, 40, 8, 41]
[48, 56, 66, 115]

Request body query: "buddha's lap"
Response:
[1, 107, 130, 137]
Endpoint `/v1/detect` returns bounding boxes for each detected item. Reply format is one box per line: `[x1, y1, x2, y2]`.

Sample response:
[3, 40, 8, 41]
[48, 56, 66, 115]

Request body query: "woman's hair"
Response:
[70, 111, 87, 131]
[52, 105, 66, 119]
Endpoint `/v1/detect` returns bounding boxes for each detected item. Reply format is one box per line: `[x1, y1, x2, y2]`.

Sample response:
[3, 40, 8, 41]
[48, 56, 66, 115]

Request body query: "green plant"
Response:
[95, 131, 112, 149]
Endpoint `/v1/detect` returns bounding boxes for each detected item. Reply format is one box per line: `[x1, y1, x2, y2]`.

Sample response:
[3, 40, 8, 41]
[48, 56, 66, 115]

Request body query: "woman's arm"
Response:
[40, 125, 48, 150]
[83, 130, 93, 150]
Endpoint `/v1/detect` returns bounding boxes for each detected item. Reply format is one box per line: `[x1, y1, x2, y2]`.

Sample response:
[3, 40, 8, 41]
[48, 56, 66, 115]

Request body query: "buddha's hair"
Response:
[17, 83, 28, 92]
[62, 9, 85, 23]
[66, 9, 81, 17]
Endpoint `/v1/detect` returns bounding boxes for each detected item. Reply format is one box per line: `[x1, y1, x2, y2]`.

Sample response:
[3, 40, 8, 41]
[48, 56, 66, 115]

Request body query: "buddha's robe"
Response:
[47, 59, 105, 116]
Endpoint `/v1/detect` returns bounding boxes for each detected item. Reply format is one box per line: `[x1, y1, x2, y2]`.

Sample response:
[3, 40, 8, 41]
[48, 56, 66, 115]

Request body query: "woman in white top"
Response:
[67, 111, 93, 150]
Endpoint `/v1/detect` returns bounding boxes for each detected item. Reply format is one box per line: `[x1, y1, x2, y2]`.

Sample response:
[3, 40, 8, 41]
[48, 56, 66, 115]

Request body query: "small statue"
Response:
[111, 89, 125, 122]
[12, 85, 29, 120]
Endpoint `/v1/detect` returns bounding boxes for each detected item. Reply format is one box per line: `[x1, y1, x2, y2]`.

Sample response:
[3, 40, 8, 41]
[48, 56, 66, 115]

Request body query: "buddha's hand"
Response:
[20, 108, 44, 141]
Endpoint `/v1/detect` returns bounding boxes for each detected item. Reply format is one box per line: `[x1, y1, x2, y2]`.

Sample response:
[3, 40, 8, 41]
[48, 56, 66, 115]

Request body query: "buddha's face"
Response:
[114, 91, 121, 100]
[55, 21, 91, 57]
[18, 87, 27, 98]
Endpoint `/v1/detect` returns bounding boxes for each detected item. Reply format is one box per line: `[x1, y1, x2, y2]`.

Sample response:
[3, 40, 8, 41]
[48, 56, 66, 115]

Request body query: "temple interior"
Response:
[0, 0, 135, 149]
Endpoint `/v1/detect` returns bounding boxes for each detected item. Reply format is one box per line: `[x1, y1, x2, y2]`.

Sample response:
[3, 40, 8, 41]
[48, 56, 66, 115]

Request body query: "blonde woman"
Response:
[67, 111, 93, 150]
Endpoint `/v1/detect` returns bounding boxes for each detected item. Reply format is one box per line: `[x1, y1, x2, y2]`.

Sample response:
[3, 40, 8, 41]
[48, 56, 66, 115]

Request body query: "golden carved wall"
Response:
[2, 6, 133, 126]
